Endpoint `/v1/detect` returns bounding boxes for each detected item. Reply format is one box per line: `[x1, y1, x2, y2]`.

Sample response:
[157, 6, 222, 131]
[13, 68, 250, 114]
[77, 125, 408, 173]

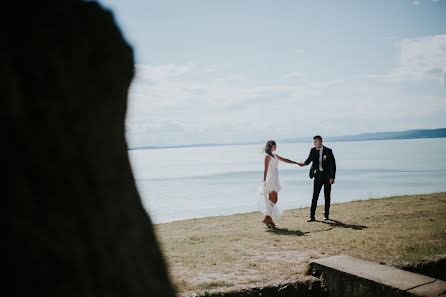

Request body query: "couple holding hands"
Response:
[259, 135, 336, 227]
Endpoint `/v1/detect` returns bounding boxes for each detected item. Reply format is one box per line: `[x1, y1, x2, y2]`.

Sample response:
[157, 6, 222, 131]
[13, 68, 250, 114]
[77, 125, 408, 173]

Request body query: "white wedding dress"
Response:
[258, 153, 283, 219]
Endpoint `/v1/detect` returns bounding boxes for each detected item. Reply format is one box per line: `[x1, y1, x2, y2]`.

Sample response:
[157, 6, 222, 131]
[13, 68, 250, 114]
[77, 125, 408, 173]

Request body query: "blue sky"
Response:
[97, 0, 446, 147]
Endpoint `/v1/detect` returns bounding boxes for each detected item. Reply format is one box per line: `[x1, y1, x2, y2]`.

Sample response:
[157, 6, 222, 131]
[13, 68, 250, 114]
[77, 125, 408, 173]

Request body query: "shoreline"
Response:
[152, 191, 445, 226]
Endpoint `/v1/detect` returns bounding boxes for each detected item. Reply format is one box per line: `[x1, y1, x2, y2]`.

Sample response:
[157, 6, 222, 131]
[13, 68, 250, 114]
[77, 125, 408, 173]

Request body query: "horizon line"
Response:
[127, 127, 446, 150]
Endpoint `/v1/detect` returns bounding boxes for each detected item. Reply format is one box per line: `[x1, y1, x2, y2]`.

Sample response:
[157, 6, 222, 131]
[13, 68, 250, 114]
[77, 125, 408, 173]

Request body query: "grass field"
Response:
[153, 192, 446, 296]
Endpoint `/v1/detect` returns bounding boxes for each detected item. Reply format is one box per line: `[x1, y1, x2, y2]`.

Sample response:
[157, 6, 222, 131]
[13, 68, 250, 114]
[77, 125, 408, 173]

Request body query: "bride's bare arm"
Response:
[297, 150, 312, 167]
[264, 155, 271, 181]
[274, 154, 298, 164]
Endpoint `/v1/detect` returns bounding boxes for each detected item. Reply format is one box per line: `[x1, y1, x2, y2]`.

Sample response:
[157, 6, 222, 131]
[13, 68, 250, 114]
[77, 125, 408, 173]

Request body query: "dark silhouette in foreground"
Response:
[3, 1, 175, 296]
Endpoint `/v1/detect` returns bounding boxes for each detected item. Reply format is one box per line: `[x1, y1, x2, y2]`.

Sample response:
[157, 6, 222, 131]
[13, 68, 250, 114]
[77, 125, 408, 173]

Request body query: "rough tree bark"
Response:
[2, 1, 176, 296]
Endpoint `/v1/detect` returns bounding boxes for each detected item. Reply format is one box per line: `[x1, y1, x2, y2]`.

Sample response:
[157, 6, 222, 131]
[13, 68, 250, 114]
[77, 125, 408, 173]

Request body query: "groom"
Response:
[299, 135, 336, 222]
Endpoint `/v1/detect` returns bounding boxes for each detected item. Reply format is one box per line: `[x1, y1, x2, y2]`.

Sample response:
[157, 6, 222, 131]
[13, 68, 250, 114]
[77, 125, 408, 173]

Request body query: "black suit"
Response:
[304, 146, 336, 218]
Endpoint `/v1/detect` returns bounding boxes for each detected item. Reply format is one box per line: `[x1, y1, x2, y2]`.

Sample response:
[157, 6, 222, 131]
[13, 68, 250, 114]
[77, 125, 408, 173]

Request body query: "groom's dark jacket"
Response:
[304, 146, 336, 180]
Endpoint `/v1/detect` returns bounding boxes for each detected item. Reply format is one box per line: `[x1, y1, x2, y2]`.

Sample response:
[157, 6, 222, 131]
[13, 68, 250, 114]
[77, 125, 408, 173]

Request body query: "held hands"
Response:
[293, 160, 334, 182]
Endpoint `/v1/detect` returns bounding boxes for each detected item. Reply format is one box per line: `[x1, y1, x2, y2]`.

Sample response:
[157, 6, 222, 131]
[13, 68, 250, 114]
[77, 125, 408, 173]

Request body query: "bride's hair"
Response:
[264, 140, 276, 156]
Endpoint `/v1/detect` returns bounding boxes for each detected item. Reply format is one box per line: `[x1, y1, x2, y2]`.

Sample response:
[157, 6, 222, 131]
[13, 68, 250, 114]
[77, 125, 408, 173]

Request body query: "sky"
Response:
[96, 0, 446, 147]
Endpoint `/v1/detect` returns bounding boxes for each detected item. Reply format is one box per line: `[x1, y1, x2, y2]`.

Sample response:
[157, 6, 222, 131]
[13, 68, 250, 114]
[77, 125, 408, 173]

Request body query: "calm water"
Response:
[128, 138, 446, 224]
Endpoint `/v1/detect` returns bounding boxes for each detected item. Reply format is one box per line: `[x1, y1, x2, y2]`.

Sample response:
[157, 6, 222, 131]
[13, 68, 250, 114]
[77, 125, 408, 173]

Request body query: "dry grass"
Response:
[153, 192, 446, 296]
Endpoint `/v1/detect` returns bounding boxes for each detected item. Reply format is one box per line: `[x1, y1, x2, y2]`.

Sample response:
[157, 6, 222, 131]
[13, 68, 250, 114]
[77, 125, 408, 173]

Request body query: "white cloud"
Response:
[200, 63, 234, 73]
[412, 0, 441, 4]
[216, 74, 243, 81]
[370, 34, 446, 86]
[308, 80, 344, 88]
[134, 62, 195, 84]
[125, 61, 446, 147]
[284, 71, 304, 78]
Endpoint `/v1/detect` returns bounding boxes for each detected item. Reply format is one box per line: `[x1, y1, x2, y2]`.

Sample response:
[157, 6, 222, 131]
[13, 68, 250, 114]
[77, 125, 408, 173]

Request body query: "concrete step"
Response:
[309, 255, 446, 297]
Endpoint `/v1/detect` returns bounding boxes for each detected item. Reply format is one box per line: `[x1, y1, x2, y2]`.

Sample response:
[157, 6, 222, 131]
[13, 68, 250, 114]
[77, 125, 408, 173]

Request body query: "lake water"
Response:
[128, 138, 446, 224]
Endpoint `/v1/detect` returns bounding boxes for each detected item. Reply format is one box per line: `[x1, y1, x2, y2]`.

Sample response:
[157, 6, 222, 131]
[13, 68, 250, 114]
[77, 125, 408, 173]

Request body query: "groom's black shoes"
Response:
[307, 217, 316, 222]
[324, 216, 330, 221]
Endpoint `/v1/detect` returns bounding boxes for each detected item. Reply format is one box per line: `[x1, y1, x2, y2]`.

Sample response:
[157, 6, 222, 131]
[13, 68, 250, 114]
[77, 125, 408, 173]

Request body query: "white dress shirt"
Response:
[318, 146, 324, 172]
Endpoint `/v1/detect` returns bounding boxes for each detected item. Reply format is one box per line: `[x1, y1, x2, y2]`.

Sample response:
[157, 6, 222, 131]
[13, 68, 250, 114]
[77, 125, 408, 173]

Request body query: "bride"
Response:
[259, 140, 302, 227]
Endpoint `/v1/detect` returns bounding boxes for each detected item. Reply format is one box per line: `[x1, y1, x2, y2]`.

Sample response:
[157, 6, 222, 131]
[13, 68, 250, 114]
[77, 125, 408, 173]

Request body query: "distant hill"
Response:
[281, 128, 446, 143]
[128, 128, 446, 150]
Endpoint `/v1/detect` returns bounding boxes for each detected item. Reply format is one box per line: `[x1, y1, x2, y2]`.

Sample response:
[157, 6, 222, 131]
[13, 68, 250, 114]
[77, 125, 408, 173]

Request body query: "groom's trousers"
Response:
[310, 171, 331, 218]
